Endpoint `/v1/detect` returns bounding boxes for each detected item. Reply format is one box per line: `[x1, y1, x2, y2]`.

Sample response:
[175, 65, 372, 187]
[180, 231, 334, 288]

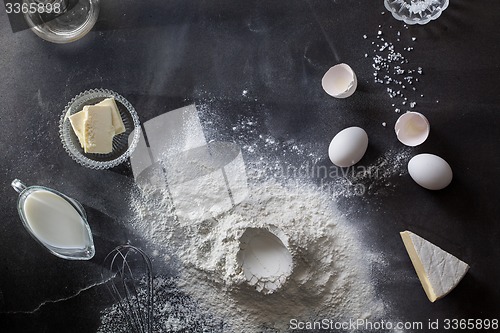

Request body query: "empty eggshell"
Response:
[408, 153, 453, 190]
[395, 112, 430, 146]
[322, 63, 358, 98]
[328, 127, 368, 167]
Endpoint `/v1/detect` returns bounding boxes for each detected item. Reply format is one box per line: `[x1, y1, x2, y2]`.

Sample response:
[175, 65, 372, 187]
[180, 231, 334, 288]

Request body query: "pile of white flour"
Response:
[109, 173, 387, 332]
[185, 181, 384, 329]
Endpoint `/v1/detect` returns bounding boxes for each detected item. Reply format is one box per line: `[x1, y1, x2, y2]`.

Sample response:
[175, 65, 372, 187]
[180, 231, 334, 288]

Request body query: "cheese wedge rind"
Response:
[400, 231, 469, 302]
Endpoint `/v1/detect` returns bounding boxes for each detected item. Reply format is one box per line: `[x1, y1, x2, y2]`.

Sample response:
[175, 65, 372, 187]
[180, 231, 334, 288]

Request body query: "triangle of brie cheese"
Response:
[400, 231, 469, 302]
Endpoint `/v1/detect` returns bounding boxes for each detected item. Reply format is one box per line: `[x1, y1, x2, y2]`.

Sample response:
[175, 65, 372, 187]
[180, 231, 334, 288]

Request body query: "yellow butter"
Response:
[96, 98, 125, 135]
[83, 105, 115, 154]
[69, 110, 87, 148]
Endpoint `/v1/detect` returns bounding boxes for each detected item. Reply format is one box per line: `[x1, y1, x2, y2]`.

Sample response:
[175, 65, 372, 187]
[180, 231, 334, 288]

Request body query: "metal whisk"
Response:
[102, 245, 153, 333]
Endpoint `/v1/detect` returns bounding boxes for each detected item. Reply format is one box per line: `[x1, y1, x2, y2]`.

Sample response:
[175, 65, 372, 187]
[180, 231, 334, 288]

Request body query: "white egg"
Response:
[408, 154, 453, 190]
[322, 63, 358, 98]
[328, 127, 368, 167]
[395, 112, 430, 146]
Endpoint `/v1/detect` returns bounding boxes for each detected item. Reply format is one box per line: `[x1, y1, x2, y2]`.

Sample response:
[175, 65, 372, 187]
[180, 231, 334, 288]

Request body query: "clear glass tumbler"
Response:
[384, 0, 449, 25]
[23, 0, 100, 43]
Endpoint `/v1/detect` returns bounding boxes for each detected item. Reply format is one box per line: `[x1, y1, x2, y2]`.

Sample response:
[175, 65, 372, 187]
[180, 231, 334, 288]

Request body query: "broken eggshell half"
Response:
[395, 112, 430, 147]
[237, 227, 293, 295]
[321, 63, 358, 98]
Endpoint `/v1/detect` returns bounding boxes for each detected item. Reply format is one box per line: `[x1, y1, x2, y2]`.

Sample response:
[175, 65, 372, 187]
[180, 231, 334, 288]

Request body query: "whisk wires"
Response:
[103, 245, 153, 333]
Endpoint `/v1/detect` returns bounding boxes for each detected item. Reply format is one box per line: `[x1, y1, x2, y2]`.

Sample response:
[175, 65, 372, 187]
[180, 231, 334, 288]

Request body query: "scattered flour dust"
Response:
[92, 99, 417, 331]
[95, 106, 411, 332]
[99, 176, 389, 332]
[98, 276, 224, 332]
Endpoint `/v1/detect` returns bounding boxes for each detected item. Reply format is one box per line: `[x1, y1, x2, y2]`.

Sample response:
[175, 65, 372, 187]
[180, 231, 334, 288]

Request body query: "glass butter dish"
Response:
[59, 88, 141, 169]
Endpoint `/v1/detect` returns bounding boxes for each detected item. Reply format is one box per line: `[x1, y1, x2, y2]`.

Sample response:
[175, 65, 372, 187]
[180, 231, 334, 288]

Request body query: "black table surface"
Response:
[0, 0, 499, 332]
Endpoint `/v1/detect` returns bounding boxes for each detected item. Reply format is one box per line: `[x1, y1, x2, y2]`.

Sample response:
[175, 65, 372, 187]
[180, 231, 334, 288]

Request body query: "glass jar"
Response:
[23, 0, 100, 43]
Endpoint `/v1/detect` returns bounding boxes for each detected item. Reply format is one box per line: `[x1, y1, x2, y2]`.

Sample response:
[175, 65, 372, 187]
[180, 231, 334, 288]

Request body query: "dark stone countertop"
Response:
[0, 0, 499, 332]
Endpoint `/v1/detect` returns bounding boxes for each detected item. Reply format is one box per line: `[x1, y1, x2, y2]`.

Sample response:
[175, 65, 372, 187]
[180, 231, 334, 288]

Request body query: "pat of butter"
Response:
[83, 105, 115, 154]
[69, 110, 87, 148]
[96, 98, 125, 135]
